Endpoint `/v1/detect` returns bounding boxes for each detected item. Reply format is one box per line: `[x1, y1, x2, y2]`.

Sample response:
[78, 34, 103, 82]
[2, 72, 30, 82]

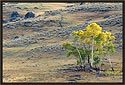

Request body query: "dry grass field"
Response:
[2, 2, 123, 83]
[3, 50, 122, 82]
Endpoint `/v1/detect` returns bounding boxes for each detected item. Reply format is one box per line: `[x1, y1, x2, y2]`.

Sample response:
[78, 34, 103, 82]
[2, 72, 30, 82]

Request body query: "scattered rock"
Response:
[98, 16, 122, 27]
[44, 10, 61, 16]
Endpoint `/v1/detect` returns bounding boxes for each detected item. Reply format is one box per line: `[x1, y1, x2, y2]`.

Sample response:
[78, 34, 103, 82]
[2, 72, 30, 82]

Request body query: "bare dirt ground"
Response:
[3, 50, 122, 82]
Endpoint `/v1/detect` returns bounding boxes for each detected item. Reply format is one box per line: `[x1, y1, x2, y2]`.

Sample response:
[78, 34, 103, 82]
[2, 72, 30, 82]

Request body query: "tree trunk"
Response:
[107, 52, 114, 71]
[107, 40, 114, 71]
[75, 41, 84, 66]
[88, 56, 92, 68]
[91, 36, 94, 67]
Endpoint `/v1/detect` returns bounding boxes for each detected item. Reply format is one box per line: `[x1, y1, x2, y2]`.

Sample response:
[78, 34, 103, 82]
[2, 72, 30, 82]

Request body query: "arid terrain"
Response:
[3, 2, 122, 82]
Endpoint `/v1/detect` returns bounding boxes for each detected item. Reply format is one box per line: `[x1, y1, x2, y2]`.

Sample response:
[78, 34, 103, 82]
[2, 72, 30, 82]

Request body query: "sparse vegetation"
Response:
[3, 2, 122, 83]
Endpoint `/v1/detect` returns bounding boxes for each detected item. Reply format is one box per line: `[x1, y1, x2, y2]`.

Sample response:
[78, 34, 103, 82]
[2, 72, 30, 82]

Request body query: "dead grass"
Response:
[3, 49, 122, 82]
[3, 3, 122, 83]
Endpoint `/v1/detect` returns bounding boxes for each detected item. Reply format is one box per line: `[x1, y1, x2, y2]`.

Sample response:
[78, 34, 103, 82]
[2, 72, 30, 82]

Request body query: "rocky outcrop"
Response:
[24, 12, 35, 19]
[10, 11, 20, 21]
[98, 16, 122, 27]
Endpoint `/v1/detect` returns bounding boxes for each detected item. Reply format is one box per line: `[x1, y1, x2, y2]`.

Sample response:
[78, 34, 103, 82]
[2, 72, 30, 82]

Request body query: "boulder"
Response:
[10, 11, 20, 21]
[14, 36, 19, 39]
[16, 7, 21, 9]
[104, 15, 110, 19]
[34, 7, 38, 9]
[9, 25, 16, 29]
[33, 27, 41, 31]
[24, 21, 33, 26]
[3, 19, 8, 24]
[24, 12, 35, 19]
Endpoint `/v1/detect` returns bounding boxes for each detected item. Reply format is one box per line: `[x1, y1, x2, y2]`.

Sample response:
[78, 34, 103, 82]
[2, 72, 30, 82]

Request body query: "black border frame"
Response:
[0, 0, 125, 85]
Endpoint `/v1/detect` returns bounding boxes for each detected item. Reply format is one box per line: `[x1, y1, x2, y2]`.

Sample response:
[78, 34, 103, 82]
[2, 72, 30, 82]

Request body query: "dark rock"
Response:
[16, 7, 21, 9]
[24, 7, 28, 9]
[37, 37, 45, 40]
[9, 25, 16, 29]
[69, 74, 81, 78]
[24, 12, 35, 19]
[67, 5, 74, 8]
[92, 67, 100, 72]
[14, 36, 19, 39]
[96, 73, 101, 77]
[10, 11, 20, 21]
[104, 15, 110, 19]
[44, 10, 61, 16]
[58, 68, 72, 72]
[96, 73, 106, 77]
[99, 16, 122, 27]
[36, 15, 42, 18]
[34, 7, 38, 9]
[80, 2, 84, 5]
[33, 27, 41, 31]
[3, 19, 8, 24]
[27, 58, 31, 60]
[24, 21, 32, 26]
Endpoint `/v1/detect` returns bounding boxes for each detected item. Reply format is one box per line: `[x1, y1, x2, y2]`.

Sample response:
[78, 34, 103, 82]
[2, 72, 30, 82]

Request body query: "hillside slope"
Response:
[3, 2, 123, 82]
